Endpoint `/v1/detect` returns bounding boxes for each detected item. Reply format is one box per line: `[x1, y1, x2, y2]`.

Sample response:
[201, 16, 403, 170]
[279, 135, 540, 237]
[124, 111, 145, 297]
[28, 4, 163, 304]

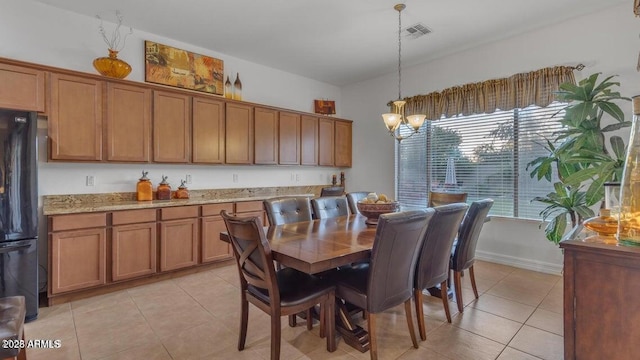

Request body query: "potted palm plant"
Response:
[527, 73, 630, 244]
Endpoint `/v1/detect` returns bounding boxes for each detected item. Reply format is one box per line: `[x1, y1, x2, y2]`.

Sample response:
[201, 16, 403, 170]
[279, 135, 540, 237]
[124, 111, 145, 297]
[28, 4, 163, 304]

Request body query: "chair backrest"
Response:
[346, 191, 370, 215]
[367, 209, 435, 313]
[428, 191, 467, 207]
[452, 199, 494, 272]
[263, 196, 313, 226]
[221, 210, 280, 303]
[414, 203, 469, 290]
[311, 196, 349, 219]
[320, 186, 345, 197]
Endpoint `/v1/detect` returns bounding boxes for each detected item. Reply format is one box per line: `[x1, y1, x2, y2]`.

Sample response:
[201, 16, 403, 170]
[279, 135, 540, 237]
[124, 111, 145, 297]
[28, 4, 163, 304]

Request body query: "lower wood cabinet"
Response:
[159, 206, 199, 271]
[201, 203, 234, 263]
[112, 209, 157, 281]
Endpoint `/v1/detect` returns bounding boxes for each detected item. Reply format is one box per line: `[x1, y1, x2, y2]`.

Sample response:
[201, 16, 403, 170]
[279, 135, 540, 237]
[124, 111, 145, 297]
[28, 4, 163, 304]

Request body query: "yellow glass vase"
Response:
[93, 49, 131, 79]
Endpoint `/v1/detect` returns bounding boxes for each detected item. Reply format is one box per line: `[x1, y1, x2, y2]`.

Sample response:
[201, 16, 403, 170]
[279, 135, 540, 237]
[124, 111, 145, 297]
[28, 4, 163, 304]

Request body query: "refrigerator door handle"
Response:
[0, 244, 31, 254]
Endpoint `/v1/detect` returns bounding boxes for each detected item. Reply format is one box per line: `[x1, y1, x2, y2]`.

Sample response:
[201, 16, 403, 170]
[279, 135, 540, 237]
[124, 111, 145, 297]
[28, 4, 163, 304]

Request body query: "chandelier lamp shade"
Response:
[382, 4, 426, 142]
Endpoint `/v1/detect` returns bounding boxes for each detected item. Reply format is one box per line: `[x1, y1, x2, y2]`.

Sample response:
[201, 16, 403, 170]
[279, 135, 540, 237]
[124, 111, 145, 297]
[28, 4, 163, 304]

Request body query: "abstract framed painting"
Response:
[144, 40, 224, 95]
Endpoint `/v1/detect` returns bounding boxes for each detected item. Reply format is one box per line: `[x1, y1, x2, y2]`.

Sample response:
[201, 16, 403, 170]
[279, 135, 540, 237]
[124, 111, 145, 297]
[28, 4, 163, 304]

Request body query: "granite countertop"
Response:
[43, 186, 324, 216]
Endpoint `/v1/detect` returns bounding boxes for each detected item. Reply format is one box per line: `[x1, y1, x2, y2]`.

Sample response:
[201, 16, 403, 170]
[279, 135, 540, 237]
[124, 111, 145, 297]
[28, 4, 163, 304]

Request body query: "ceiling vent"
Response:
[403, 23, 431, 39]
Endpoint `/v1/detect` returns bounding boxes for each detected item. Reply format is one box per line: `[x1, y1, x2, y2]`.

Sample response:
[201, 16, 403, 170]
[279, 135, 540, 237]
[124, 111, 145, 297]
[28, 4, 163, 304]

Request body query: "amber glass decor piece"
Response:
[618, 95, 640, 246]
[136, 171, 153, 201]
[156, 175, 171, 201]
[93, 49, 132, 79]
[233, 72, 242, 100]
[174, 180, 189, 199]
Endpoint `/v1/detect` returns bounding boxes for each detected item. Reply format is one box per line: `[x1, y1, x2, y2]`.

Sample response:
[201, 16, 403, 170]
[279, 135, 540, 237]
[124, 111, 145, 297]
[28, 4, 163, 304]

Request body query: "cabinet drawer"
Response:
[202, 203, 234, 217]
[235, 201, 264, 213]
[161, 206, 199, 220]
[112, 209, 157, 225]
[50, 213, 107, 232]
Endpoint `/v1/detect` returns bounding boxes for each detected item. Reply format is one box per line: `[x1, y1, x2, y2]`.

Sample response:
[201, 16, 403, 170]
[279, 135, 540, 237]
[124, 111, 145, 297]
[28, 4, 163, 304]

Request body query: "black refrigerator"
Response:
[0, 109, 38, 322]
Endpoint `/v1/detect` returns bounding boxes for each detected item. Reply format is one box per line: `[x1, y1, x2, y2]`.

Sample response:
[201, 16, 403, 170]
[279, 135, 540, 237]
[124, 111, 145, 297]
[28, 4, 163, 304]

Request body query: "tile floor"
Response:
[24, 260, 564, 360]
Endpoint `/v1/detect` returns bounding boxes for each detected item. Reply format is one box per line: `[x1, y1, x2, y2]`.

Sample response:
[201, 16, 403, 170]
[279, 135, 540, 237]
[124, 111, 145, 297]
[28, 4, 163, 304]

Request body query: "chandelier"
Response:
[382, 4, 426, 142]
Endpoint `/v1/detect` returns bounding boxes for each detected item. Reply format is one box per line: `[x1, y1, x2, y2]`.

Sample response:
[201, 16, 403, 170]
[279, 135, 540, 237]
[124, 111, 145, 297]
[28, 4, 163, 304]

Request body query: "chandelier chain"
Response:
[397, 6, 402, 100]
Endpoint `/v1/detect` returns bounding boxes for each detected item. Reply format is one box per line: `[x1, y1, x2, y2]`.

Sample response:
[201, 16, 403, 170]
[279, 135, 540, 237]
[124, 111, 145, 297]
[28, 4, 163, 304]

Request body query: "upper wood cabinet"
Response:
[0, 63, 45, 112]
[335, 119, 352, 167]
[192, 97, 225, 164]
[49, 73, 103, 161]
[106, 83, 152, 162]
[254, 107, 279, 165]
[318, 118, 335, 166]
[226, 102, 254, 164]
[153, 91, 191, 163]
[301, 115, 318, 166]
[279, 112, 301, 165]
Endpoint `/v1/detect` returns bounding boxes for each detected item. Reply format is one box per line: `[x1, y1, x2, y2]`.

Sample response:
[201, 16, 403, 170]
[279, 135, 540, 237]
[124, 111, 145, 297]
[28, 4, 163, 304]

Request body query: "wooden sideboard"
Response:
[0, 57, 352, 167]
[561, 231, 640, 360]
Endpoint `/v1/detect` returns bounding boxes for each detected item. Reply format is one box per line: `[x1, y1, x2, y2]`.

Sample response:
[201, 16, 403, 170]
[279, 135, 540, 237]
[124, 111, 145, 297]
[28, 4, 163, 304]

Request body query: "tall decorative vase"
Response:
[618, 95, 640, 246]
[93, 49, 132, 79]
[224, 76, 233, 99]
[233, 72, 242, 101]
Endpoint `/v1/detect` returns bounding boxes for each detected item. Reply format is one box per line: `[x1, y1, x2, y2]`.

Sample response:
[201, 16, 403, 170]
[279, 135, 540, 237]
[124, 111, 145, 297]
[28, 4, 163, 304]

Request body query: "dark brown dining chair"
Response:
[346, 191, 370, 215]
[451, 199, 494, 313]
[328, 210, 435, 360]
[320, 186, 345, 197]
[311, 196, 349, 219]
[263, 196, 313, 226]
[220, 210, 336, 360]
[0, 296, 27, 360]
[428, 191, 467, 207]
[414, 203, 468, 340]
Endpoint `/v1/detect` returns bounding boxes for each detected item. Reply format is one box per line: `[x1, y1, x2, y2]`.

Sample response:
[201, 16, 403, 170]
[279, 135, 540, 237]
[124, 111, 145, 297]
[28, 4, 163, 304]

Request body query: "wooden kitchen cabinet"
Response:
[279, 112, 301, 165]
[201, 203, 234, 263]
[334, 119, 352, 167]
[106, 83, 152, 162]
[318, 117, 335, 166]
[159, 206, 199, 271]
[301, 115, 318, 166]
[111, 209, 157, 281]
[254, 107, 279, 164]
[0, 63, 45, 112]
[226, 102, 254, 164]
[49, 73, 103, 161]
[235, 200, 268, 226]
[49, 213, 107, 295]
[192, 97, 225, 164]
[153, 91, 191, 163]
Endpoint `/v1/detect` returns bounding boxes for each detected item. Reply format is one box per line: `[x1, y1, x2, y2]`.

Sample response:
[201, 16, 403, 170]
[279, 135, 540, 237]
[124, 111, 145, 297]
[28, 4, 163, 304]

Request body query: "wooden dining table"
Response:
[220, 214, 378, 352]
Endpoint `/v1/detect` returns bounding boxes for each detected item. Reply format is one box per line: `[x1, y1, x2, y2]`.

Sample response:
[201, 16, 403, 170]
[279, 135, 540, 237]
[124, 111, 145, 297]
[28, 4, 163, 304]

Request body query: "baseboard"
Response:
[476, 250, 563, 275]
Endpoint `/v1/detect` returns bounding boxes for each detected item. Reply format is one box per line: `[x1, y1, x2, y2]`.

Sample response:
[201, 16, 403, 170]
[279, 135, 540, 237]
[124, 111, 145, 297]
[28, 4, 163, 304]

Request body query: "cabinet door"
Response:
[225, 103, 253, 164]
[106, 83, 152, 162]
[159, 218, 198, 271]
[201, 216, 232, 263]
[112, 222, 157, 281]
[49, 73, 103, 161]
[50, 228, 106, 294]
[0, 63, 45, 112]
[192, 97, 225, 163]
[254, 107, 278, 164]
[335, 119, 352, 167]
[318, 118, 335, 166]
[301, 115, 318, 166]
[153, 91, 190, 163]
[279, 112, 301, 165]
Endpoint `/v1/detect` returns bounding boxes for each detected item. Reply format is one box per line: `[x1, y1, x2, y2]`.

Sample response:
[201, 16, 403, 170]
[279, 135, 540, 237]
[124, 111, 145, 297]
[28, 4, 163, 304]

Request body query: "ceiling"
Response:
[32, 0, 627, 86]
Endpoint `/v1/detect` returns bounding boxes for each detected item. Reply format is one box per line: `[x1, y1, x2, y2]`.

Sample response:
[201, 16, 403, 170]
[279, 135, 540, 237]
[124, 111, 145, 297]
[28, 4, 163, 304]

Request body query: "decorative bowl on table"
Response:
[357, 200, 400, 226]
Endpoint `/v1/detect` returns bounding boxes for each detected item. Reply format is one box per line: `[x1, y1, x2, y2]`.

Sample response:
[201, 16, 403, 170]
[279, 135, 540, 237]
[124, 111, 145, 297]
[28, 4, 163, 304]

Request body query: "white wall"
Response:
[342, 3, 640, 274]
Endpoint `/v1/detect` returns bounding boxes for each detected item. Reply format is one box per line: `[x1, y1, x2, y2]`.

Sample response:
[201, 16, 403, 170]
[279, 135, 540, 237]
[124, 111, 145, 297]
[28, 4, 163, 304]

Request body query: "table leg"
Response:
[335, 300, 370, 352]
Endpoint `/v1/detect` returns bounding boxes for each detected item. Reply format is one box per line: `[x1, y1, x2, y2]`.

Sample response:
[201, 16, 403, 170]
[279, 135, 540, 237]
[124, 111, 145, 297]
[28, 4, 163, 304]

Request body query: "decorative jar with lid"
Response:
[174, 180, 189, 199]
[156, 175, 171, 200]
[136, 171, 153, 201]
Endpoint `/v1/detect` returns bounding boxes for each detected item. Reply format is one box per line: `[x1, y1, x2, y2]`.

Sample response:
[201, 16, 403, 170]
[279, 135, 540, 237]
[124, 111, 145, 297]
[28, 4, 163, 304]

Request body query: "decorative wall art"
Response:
[314, 100, 336, 115]
[144, 40, 224, 95]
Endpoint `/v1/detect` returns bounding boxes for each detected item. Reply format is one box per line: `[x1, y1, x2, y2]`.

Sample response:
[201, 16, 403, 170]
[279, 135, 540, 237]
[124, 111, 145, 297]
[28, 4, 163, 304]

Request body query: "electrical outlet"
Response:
[233, 174, 239, 183]
[185, 174, 192, 184]
[86, 175, 95, 187]
[295, 174, 300, 182]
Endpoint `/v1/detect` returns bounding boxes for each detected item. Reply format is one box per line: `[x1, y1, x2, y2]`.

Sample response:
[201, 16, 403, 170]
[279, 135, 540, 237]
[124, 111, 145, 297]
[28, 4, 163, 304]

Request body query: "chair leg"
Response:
[319, 303, 326, 338]
[454, 270, 464, 313]
[440, 280, 452, 323]
[238, 295, 249, 350]
[404, 299, 418, 348]
[367, 311, 378, 360]
[414, 289, 426, 341]
[271, 314, 281, 360]
[469, 265, 479, 299]
[17, 331, 26, 360]
[288, 314, 297, 327]
[326, 297, 336, 352]
[306, 308, 313, 330]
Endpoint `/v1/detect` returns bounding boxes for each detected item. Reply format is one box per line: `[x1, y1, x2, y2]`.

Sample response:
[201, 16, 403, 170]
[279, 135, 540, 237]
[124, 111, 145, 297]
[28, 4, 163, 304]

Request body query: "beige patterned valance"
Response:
[635, 0, 640, 16]
[400, 65, 578, 121]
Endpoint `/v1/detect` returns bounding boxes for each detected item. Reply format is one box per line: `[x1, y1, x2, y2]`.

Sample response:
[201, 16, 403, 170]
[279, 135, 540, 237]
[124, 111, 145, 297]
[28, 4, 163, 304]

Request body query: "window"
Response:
[397, 102, 566, 219]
